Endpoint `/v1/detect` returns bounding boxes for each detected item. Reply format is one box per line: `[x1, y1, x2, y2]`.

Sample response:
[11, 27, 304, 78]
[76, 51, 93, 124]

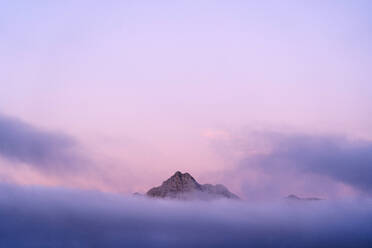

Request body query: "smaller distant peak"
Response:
[286, 194, 323, 201]
[287, 194, 300, 199]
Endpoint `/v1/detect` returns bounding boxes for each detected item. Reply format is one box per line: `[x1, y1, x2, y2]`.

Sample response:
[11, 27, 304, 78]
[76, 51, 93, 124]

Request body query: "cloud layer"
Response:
[0, 183, 371, 247]
[0, 114, 82, 172]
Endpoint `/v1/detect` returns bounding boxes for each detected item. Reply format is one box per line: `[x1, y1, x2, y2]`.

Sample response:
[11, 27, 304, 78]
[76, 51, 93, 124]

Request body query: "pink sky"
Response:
[1, 1, 372, 199]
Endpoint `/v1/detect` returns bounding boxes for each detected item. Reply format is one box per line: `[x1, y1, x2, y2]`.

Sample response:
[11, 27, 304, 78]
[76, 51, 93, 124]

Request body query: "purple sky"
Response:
[1, 1, 372, 199]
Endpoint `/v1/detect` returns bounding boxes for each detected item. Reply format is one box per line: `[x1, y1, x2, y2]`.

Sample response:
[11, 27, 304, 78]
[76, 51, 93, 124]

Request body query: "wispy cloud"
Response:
[260, 133, 372, 193]
[204, 129, 372, 199]
[0, 114, 84, 172]
[224, 131, 372, 196]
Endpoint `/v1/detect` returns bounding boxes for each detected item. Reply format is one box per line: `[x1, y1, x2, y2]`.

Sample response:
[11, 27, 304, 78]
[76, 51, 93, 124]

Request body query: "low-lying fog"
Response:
[1, 183, 371, 247]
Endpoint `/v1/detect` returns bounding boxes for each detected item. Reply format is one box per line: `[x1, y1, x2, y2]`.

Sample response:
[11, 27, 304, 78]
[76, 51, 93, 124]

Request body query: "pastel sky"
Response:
[1, 0, 372, 199]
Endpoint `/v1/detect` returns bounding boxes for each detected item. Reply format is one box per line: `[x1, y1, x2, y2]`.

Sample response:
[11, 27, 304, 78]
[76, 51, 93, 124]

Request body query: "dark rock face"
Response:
[286, 194, 322, 201]
[147, 171, 240, 200]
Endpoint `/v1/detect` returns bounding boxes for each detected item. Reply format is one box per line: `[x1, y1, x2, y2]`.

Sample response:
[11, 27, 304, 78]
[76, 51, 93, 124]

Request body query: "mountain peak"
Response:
[146, 171, 239, 200]
[174, 171, 182, 176]
[172, 171, 195, 181]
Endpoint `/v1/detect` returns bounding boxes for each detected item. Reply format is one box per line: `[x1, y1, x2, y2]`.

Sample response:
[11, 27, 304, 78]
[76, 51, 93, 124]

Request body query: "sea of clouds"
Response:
[0, 183, 371, 248]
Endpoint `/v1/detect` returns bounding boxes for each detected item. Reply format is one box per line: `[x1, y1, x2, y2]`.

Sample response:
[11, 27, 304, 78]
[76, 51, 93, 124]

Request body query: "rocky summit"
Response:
[146, 171, 240, 200]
